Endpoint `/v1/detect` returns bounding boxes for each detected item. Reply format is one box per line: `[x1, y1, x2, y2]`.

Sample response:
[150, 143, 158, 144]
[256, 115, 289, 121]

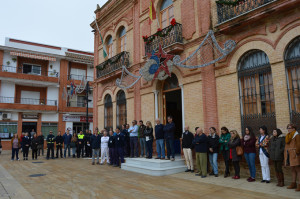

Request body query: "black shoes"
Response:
[185, 169, 191, 172]
[209, 172, 215, 176]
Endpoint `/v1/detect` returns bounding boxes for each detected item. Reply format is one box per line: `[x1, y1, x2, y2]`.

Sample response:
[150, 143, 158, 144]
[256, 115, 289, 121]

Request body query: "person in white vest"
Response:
[100, 130, 110, 165]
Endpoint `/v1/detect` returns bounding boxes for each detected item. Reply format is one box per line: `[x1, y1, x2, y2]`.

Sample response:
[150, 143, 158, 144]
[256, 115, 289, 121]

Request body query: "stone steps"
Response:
[121, 157, 186, 176]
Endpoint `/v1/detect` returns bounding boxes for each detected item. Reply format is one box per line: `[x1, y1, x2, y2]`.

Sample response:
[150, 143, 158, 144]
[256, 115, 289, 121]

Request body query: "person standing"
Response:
[228, 130, 242, 179]
[193, 128, 208, 178]
[108, 130, 115, 165]
[37, 132, 44, 156]
[55, 131, 63, 158]
[71, 133, 78, 158]
[155, 118, 165, 160]
[182, 126, 194, 172]
[122, 124, 130, 157]
[256, 125, 270, 183]
[138, 120, 147, 157]
[219, 127, 231, 178]
[269, 128, 285, 187]
[144, 121, 154, 159]
[90, 130, 101, 165]
[22, 132, 30, 160]
[46, 131, 55, 160]
[77, 131, 85, 158]
[63, 130, 72, 158]
[164, 116, 176, 161]
[114, 127, 125, 167]
[285, 123, 300, 191]
[31, 133, 39, 160]
[208, 127, 219, 177]
[100, 130, 110, 165]
[129, 120, 139, 158]
[242, 126, 257, 182]
[85, 130, 92, 158]
[11, 134, 20, 161]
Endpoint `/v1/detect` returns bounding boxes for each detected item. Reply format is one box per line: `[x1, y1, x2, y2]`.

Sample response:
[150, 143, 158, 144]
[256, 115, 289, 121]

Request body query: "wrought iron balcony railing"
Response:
[216, 0, 276, 24]
[67, 74, 94, 81]
[0, 96, 57, 106]
[145, 23, 183, 56]
[0, 65, 59, 77]
[67, 101, 93, 108]
[96, 51, 130, 79]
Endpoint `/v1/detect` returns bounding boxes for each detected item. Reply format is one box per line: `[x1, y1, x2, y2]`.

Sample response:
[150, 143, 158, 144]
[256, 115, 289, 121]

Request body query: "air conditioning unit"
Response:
[2, 113, 12, 120]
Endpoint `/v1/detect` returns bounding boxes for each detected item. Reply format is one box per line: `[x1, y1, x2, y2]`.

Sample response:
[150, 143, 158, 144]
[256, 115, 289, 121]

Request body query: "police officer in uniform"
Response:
[77, 131, 85, 158]
[46, 131, 55, 160]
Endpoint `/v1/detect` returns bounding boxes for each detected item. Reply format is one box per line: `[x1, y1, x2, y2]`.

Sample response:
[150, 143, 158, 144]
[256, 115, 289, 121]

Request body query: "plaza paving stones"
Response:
[0, 151, 299, 199]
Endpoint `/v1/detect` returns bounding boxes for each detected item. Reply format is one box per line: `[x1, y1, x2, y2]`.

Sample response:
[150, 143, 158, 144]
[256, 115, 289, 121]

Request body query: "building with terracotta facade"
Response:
[91, 0, 299, 146]
[0, 38, 94, 149]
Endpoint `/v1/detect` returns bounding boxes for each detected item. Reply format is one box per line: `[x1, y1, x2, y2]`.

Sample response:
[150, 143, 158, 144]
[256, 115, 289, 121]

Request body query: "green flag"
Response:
[94, 17, 107, 59]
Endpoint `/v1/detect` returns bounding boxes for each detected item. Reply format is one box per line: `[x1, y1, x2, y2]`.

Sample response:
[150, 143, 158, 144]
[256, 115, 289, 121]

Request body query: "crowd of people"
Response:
[7, 116, 300, 192]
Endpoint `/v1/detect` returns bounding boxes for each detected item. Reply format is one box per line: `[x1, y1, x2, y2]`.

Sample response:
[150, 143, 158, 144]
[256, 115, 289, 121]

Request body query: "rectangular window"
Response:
[288, 66, 300, 112]
[41, 123, 58, 136]
[70, 68, 86, 80]
[23, 63, 41, 75]
[0, 122, 17, 139]
[241, 76, 257, 115]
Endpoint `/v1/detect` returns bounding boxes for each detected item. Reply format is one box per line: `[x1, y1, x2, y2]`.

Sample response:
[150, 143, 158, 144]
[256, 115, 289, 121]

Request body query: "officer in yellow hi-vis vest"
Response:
[77, 131, 85, 158]
[46, 131, 55, 160]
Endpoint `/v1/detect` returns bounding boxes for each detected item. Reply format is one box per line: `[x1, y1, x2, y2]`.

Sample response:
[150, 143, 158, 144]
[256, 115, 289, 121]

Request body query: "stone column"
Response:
[153, 90, 159, 119]
[179, 84, 185, 130]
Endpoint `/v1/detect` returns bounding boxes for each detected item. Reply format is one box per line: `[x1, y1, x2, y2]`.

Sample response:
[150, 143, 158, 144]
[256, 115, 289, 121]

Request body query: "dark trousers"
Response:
[56, 145, 63, 158]
[77, 144, 84, 158]
[124, 138, 130, 157]
[166, 139, 175, 159]
[233, 161, 240, 176]
[85, 145, 91, 157]
[38, 146, 44, 156]
[146, 139, 153, 158]
[12, 148, 19, 160]
[32, 149, 38, 159]
[130, 137, 138, 157]
[222, 150, 230, 174]
[47, 145, 54, 159]
[115, 147, 124, 166]
[23, 146, 29, 158]
[274, 160, 283, 173]
[109, 148, 115, 165]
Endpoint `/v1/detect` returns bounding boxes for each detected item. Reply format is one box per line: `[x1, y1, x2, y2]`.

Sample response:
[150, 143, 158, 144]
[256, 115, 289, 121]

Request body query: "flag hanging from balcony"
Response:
[149, 0, 156, 25]
[94, 17, 108, 58]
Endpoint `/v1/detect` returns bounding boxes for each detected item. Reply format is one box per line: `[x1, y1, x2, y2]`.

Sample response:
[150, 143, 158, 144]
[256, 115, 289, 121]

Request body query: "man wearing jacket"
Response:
[22, 132, 31, 160]
[163, 116, 176, 161]
[37, 132, 44, 156]
[90, 131, 101, 165]
[182, 126, 194, 172]
[193, 128, 208, 178]
[208, 127, 220, 177]
[85, 130, 92, 158]
[155, 118, 165, 159]
[55, 131, 63, 158]
[77, 131, 85, 158]
[114, 127, 125, 167]
[138, 120, 147, 157]
[63, 130, 72, 158]
[46, 131, 55, 160]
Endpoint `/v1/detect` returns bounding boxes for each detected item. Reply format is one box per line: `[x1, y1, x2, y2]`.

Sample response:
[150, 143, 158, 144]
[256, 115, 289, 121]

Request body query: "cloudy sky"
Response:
[0, 0, 108, 52]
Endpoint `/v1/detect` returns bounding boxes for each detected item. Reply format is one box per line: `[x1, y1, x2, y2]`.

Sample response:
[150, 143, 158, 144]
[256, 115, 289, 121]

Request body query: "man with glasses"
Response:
[128, 120, 139, 158]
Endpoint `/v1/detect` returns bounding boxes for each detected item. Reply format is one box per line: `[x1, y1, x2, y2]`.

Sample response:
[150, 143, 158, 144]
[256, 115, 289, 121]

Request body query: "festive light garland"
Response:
[142, 18, 177, 44]
[216, 0, 245, 6]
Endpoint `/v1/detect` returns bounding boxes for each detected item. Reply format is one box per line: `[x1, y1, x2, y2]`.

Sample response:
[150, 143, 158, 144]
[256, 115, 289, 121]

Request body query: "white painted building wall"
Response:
[0, 81, 15, 100]
[48, 59, 60, 77]
[2, 52, 17, 72]
[41, 113, 59, 122]
[87, 66, 94, 80]
[47, 87, 59, 106]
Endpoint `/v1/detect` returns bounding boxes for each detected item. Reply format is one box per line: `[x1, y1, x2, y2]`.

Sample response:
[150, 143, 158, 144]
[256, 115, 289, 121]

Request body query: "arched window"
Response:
[116, 90, 127, 128]
[106, 35, 113, 58]
[160, 0, 174, 29]
[104, 94, 113, 130]
[118, 27, 126, 53]
[285, 36, 300, 125]
[238, 50, 276, 134]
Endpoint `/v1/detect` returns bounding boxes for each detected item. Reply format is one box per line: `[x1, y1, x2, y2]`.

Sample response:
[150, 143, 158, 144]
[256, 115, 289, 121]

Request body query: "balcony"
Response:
[0, 65, 59, 77]
[96, 51, 130, 79]
[144, 23, 183, 56]
[0, 96, 57, 106]
[216, 0, 276, 24]
[67, 101, 93, 108]
[67, 74, 94, 81]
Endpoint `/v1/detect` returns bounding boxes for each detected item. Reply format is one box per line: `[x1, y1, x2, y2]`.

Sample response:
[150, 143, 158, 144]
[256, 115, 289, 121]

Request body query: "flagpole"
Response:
[93, 16, 107, 58]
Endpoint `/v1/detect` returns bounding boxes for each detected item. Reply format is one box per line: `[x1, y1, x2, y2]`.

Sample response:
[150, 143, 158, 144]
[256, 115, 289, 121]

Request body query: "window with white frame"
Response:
[23, 63, 41, 75]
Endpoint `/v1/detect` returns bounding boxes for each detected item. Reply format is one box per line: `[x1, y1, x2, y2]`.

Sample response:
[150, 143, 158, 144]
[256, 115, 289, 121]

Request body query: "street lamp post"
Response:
[85, 81, 92, 132]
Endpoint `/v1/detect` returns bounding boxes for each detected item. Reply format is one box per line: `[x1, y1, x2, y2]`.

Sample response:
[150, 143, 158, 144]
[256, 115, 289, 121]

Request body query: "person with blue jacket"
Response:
[63, 130, 72, 158]
[193, 127, 208, 178]
[163, 116, 176, 161]
[90, 130, 101, 165]
[128, 120, 139, 158]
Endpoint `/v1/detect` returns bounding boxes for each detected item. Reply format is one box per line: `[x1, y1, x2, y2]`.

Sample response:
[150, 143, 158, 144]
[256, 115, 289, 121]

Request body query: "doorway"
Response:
[162, 74, 182, 154]
[73, 122, 84, 134]
[22, 122, 37, 137]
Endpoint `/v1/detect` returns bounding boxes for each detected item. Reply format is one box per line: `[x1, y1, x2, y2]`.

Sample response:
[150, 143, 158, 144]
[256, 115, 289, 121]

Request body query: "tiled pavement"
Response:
[0, 150, 299, 199]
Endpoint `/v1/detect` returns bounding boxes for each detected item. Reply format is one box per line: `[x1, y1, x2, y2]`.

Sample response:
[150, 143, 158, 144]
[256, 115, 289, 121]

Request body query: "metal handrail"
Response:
[67, 74, 94, 81]
[0, 65, 59, 77]
[0, 96, 57, 106]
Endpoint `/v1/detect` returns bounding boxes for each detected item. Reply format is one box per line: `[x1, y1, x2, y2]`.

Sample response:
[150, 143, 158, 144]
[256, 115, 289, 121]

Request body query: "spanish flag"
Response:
[149, 0, 156, 25]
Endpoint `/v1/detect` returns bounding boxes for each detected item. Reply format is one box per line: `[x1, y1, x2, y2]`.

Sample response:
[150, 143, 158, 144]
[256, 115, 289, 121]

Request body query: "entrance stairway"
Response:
[121, 156, 186, 176]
